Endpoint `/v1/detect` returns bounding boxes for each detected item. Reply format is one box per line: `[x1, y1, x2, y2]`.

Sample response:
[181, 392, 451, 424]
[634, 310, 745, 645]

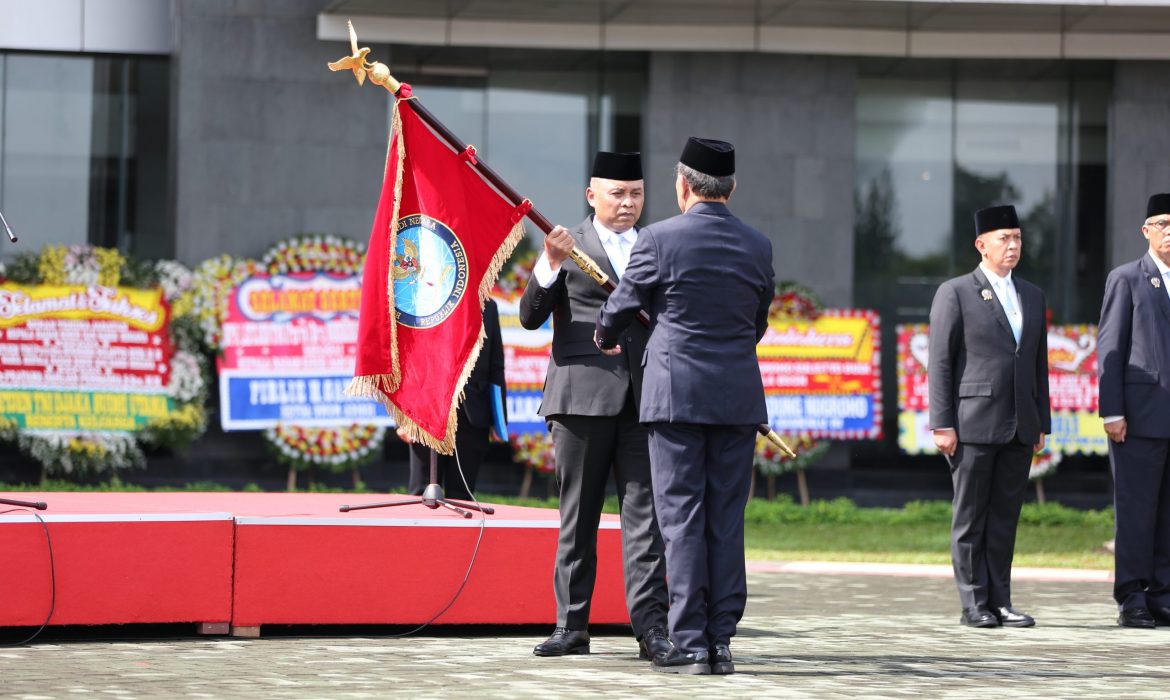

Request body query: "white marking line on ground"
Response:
[747, 560, 1112, 582]
[233, 516, 621, 529]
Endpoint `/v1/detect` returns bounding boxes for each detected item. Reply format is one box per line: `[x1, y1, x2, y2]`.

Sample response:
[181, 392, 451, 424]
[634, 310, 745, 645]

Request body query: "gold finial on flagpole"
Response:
[328, 21, 401, 94]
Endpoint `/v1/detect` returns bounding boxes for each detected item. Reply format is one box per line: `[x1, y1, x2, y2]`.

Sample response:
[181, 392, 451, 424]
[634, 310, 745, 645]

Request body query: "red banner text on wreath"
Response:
[347, 98, 524, 453]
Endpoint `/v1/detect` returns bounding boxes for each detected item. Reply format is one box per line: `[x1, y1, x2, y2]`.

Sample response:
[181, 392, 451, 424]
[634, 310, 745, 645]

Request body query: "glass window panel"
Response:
[954, 80, 1062, 295]
[487, 70, 593, 239]
[855, 78, 954, 319]
[0, 53, 170, 260]
[2, 54, 95, 249]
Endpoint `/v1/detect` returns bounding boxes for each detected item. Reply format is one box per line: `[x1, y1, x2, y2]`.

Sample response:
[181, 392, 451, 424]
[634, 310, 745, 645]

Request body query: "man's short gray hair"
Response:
[675, 162, 735, 200]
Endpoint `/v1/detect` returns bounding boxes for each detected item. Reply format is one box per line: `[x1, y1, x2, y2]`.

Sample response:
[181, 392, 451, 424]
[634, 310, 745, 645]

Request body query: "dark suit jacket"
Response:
[1098, 254, 1170, 439]
[518, 217, 649, 417]
[928, 266, 1051, 445]
[460, 299, 506, 429]
[595, 201, 774, 425]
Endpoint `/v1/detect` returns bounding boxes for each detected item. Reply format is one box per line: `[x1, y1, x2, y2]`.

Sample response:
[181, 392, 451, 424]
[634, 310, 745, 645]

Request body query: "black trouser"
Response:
[1111, 435, 1170, 611]
[647, 422, 755, 654]
[547, 395, 668, 637]
[948, 438, 1032, 611]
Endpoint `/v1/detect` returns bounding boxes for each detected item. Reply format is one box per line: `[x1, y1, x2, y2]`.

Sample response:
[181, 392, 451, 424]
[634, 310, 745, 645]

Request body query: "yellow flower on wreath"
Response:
[171, 290, 195, 319]
[38, 246, 68, 286]
[95, 248, 124, 286]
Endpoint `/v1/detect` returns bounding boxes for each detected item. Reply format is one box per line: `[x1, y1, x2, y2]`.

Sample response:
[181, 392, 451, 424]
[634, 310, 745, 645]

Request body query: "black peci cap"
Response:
[974, 205, 1020, 236]
[591, 151, 643, 181]
[1147, 193, 1170, 219]
[679, 137, 735, 177]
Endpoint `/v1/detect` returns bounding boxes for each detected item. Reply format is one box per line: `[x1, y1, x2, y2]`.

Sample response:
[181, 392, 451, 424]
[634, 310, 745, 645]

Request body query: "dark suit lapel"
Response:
[970, 267, 1016, 344]
[574, 216, 618, 282]
[1138, 255, 1170, 326]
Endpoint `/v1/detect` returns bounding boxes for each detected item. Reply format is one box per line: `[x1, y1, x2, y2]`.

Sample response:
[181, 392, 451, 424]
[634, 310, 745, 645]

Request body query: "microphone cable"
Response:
[0, 508, 56, 646]
[381, 444, 486, 638]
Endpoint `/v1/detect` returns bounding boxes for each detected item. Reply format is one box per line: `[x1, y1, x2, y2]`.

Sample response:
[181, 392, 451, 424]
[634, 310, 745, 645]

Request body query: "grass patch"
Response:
[744, 521, 1114, 569]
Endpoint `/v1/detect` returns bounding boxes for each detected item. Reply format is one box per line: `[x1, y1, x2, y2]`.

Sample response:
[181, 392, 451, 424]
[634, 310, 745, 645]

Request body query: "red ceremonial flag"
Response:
[346, 97, 524, 453]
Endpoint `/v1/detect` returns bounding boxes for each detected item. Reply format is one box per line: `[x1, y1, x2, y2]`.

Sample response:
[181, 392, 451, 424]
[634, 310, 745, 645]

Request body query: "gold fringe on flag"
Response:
[344, 99, 408, 403]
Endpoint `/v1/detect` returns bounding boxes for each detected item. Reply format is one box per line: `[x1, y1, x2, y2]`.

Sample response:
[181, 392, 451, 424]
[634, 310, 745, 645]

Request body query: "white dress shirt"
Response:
[532, 219, 638, 288]
[980, 263, 1023, 345]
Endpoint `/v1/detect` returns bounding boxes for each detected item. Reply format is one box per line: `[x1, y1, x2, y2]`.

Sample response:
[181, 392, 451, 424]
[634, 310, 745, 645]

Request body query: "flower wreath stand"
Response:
[752, 281, 833, 505]
[192, 235, 387, 490]
[0, 246, 209, 481]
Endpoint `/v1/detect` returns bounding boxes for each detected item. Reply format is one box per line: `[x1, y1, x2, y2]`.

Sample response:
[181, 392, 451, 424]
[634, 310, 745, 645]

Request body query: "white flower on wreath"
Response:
[19, 432, 144, 474]
[64, 245, 100, 286]
[156, 260, 194, 302]
[167, 350, 205, 402]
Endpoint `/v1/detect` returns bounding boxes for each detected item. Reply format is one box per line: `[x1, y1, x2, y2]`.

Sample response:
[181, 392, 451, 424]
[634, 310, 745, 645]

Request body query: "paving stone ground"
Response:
[2, 569, 1167, 699]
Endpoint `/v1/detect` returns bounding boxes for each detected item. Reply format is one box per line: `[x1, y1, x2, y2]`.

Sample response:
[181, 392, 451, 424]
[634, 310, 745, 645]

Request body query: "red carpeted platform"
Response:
[0, 492, 628, 632]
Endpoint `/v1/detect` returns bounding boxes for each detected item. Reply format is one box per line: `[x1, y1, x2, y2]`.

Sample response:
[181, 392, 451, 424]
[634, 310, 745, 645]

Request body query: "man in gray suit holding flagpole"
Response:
[928, 205, 1050, 630]
[520, 152, 670, 662]
[1099, 192, 1170, 629]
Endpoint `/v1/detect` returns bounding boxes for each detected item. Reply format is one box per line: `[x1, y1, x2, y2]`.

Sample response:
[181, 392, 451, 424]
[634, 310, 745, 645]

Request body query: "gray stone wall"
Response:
[1109, 61, 1170, 269]
[172, 0, 388, 264]
[644, 53, 857, 307]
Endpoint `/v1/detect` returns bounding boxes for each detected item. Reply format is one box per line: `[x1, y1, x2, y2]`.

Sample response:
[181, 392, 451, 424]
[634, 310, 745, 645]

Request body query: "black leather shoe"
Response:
[651, 648, 710, 675]
[638, 626, 672, 661]
[960, 607, 999, 628]
[1118, 608, 1156, 629]
[709, 643, 735, 675]
[533, 627, 590, 656]
[993, 606, 1035, 628]
[1150, 606, 1170, 626]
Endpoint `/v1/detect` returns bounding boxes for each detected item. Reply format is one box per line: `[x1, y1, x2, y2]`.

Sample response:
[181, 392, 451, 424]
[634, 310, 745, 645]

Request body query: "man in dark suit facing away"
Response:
[928, 204, 1050, 629]
[1098, 192, 1170, 629]
[520, 152, 670, 662]
[596, 137, 774, 675]
[399, 299, 505, 501]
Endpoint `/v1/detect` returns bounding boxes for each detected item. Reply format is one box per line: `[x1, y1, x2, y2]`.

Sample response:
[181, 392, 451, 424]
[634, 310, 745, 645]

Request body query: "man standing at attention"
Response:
[928, 205, 1050, 629]
[520, 152, 670, 661]
[595, 137, 774, 675]
[1098, 193, 1170, 629]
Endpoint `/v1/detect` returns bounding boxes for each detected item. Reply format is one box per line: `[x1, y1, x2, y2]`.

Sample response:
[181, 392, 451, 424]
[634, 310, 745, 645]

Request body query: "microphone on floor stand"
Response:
[0, 497, 47, 510]
[0, 208, 18, 243]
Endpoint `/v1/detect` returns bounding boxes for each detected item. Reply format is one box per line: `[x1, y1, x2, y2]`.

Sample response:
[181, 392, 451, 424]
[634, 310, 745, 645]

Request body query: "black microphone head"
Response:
[35, 501, 47, 510]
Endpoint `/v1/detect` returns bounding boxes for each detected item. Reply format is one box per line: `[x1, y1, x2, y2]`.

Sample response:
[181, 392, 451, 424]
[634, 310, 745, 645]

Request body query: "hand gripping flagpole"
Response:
[329, 22, 796, 461]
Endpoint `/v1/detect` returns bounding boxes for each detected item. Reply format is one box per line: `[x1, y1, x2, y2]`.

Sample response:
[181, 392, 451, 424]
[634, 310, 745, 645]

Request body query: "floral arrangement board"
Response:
[0, 281, 175, 432]
[214, 237, 393, 430]
[0, 246, 208, 474]
[758, 287, 882, 440]
[491, 249, 551, 438]
[895, 323, 1107, 457]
